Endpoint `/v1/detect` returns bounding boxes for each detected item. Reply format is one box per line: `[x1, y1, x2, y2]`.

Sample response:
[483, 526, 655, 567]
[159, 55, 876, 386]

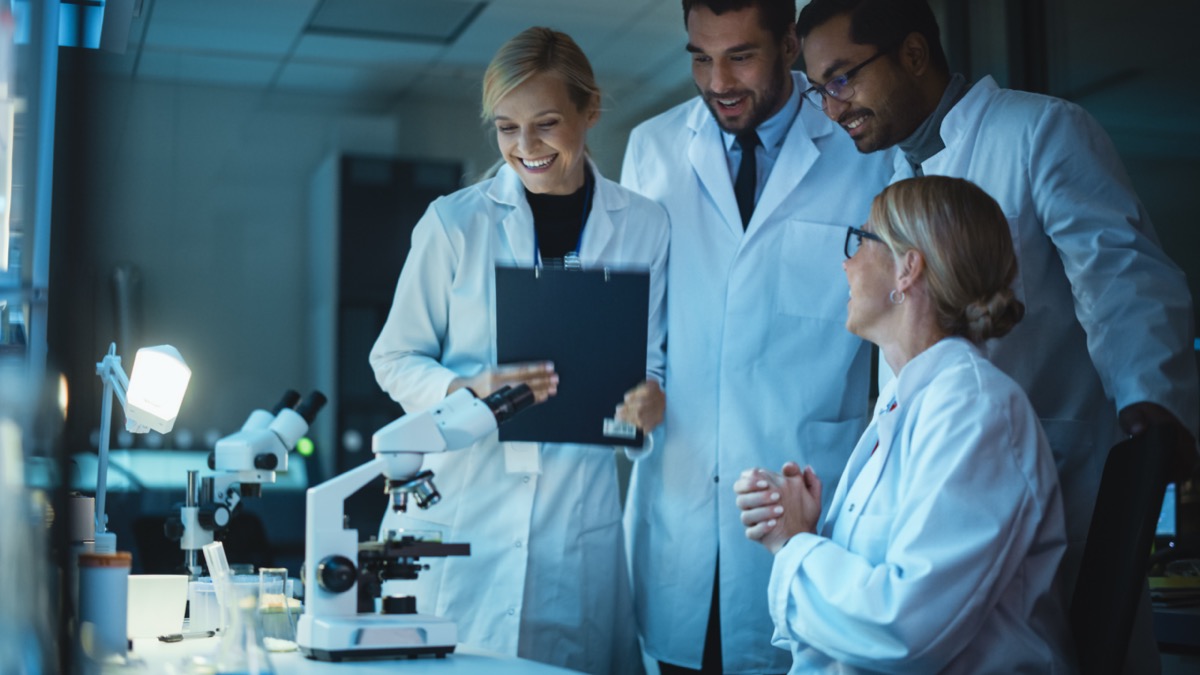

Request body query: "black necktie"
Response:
[734, 131, 760, 229]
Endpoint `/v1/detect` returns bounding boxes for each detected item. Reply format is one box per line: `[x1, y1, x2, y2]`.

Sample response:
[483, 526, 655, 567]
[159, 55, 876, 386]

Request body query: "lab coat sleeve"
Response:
[619, 128, 646, 195]
[622, 193, 669, 462]
[1029, 101, 1199, 437]
[368, 201, 463, 413]
[618, 131, 668, 461]
[644, 200, 668, 385]
[767, 384, 1049, 673]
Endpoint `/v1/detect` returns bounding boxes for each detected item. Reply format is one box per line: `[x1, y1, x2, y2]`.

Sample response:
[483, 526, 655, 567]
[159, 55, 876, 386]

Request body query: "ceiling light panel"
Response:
[308, 0, 486, 43]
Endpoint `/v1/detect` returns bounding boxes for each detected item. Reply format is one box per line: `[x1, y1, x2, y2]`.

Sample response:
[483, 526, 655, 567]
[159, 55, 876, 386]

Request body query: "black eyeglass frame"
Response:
[803, 48, 892, 109]
[844, 225, 883, 259]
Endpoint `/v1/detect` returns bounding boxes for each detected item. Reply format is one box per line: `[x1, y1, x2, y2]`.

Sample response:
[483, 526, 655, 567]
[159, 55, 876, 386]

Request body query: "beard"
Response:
[699, 55, 790, 135]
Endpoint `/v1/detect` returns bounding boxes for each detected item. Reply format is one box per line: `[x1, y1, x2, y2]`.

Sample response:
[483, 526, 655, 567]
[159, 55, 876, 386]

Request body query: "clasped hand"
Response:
[733, 462, 823, 555]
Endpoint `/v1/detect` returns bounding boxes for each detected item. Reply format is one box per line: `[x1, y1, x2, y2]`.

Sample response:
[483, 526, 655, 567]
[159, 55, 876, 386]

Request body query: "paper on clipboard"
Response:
[494, 265, 649, 447]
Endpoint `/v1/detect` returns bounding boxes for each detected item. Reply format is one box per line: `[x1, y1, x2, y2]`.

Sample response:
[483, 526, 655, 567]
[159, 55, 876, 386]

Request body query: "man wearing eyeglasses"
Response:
[796, 0, 1198, 670]
[618, 0, 895, 673]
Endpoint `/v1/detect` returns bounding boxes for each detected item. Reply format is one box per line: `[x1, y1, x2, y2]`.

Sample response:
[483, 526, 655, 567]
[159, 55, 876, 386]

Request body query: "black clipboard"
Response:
[495, 265, 649, 446]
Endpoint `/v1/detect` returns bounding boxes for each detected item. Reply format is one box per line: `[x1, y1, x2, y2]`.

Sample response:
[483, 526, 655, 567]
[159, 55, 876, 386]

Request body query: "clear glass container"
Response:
[212, 585, 275, 675]
[256, 568, 297, 652]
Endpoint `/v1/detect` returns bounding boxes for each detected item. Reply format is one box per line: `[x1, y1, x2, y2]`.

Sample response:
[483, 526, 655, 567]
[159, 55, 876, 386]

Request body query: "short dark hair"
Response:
[796, 0, 948, 74]
[682, 0, 797, 43]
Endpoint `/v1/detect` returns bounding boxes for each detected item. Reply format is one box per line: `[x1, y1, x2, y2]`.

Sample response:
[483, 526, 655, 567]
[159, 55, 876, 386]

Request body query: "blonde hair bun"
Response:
[962, 289, 1025, 342]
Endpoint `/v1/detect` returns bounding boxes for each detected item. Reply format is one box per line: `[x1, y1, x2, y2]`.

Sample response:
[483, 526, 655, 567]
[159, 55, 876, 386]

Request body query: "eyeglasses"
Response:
[803, 49, 890, 109]
[844, 225, 883, 259]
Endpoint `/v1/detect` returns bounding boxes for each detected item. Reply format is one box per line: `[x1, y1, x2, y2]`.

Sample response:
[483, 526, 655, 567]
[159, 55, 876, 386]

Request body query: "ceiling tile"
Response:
[309, 0, 485, 43]
[144, 0, 318, 56]
[291, 33, 445, 66]
[135, 50, 279, 88]
[275, 60, 419, 99]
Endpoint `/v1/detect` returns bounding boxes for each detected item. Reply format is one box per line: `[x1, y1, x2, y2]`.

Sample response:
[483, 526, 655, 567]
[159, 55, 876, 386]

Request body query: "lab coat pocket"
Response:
[1002, 213, 1028, 305]
[846, 513, 894, 566]
[776, 220, 852, 320]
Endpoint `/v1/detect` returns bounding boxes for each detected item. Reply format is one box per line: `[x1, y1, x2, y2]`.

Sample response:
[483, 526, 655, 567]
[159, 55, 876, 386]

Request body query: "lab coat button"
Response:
[848, 503, 855, 512]
[713, 475, 719, 483]
[507, 608, 516, 616]
[514, 540, 522, 548]
[523, 475, 531, 483]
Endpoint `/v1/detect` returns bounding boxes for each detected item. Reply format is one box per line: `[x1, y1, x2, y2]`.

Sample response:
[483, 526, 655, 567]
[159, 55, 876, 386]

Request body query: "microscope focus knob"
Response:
[198, 504, 231, 530]
[317, 555, 357, 594]
[253, 454, 278, 470]
[163, 516, 185, 541]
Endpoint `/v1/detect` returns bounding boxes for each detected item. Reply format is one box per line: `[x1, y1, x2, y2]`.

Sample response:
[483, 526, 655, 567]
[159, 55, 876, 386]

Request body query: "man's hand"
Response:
[1119, 401, 1198, 482]
[615, 380, 665, 433]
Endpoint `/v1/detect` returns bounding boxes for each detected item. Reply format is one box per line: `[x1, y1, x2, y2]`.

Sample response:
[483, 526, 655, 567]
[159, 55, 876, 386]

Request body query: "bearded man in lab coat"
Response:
[619, 0, 895, 672]
[797, 0, 1199, 670]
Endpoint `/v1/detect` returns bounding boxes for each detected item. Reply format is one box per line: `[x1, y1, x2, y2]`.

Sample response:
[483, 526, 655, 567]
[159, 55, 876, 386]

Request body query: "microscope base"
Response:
[297, 612, 458, 662]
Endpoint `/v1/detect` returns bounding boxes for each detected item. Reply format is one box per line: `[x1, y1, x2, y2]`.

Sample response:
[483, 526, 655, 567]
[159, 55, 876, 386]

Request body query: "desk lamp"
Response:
[93, 342, 190, 552]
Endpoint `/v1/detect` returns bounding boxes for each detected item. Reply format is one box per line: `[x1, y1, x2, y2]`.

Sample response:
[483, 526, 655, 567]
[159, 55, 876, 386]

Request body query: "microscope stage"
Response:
[297, 612, 457, 662]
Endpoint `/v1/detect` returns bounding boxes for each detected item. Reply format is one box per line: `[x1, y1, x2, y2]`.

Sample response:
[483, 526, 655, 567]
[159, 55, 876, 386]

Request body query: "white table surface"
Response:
[119, 635, 581, 674]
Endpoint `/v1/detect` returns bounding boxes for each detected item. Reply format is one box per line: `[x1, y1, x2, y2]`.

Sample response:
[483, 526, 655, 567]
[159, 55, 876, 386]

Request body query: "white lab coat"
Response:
[368, 160, 667, 675]
[620, 72, 896, 674]
[769, 337, 1075, 674]
[896, 77, 1200, 584]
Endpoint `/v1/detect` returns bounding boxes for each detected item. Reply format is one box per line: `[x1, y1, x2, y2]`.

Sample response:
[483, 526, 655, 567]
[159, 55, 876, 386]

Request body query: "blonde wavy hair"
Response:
[481, 27, 601, 121]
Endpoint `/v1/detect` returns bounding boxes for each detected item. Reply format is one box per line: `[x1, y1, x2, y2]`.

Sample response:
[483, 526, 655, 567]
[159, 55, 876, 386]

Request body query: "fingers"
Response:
[735, 486, 780, 509]
[615, 380, 666, 432]
[496, 361, 558, 403]
[744, 519, 776, 542]
[739, 502, 784, 528]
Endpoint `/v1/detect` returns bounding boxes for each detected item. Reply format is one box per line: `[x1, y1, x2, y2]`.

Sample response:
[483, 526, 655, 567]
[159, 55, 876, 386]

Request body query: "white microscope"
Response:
[165, 390, 327, 577]
[296, 384, 535, 662]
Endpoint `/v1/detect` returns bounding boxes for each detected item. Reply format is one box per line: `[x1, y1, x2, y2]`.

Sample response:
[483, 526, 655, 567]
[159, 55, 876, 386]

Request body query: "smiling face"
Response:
[801, 13, 927, 153]
[493, 72, 598, 195]
[843, 219, 897, 342]
[686, 4, 797, 135]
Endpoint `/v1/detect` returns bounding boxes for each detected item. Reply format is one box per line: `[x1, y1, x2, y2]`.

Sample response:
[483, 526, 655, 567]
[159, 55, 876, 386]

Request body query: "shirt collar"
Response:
[893, 336, 979, 408]
[722, 78, 801, 153]
[897, 73, 969, 170]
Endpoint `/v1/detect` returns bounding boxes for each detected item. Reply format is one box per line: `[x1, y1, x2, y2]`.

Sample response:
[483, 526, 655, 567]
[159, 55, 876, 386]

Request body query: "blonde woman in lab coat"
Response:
[735, 176, 1075, 674]
[368, 26, 666, 675]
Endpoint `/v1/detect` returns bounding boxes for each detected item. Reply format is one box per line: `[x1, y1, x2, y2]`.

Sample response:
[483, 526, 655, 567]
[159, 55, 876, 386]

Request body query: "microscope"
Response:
[296, 384, 535, 662]
[165, 390, 327, 577]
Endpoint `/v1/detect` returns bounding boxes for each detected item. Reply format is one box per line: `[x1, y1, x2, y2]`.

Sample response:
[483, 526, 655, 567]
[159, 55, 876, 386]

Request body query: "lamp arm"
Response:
[93, 343, 130, 545]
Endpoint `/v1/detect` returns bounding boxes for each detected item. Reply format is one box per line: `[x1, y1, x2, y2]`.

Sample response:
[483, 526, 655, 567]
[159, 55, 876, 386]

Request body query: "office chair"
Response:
[1070, 423, 1176, 675]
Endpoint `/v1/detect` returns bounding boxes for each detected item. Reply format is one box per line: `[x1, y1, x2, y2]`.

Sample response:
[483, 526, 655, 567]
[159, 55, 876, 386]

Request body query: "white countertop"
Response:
[119, 635, 581, 674]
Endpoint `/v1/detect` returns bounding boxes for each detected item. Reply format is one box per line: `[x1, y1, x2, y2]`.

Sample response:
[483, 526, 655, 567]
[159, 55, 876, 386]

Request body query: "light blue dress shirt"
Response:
[722, 79, 802, 205]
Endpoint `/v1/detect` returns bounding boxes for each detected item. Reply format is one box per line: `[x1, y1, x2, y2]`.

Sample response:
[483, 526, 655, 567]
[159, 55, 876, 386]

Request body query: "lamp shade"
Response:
[124, 345, 191, 433]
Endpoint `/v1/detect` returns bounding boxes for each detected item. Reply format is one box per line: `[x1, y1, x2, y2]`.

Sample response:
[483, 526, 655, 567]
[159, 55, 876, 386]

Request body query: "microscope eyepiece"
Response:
[271, 390, 302, 415]
[295, 391, 328, 425]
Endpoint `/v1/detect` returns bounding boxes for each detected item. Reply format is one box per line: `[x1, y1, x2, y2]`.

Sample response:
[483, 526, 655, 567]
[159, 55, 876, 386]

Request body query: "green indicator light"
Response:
[297, 437, 315, 457]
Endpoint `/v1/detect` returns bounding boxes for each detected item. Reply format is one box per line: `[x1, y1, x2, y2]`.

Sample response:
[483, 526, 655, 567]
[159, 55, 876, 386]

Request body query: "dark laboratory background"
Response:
[0, 0, 1197, 669]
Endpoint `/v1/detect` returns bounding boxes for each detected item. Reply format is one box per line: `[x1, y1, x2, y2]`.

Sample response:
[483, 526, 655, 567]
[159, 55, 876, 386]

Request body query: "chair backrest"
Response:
[1070, 423, 1175, 675]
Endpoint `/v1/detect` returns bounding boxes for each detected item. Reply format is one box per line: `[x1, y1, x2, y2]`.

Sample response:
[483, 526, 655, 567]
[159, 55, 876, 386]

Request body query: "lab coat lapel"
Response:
[913, 77, 998, 180]
[578, 160, 619, 265]
[747, 81, 827, 233]
[686, 102, 742, 236]
[488, 165, 536, 267]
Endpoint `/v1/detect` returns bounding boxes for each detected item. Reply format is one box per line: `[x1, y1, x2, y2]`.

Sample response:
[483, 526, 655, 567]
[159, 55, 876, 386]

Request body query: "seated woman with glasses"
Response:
[734, 176, 1075, 673]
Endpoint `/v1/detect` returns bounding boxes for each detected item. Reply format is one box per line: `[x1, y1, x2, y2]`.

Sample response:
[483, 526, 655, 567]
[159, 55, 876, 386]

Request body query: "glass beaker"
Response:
[256, 568, 297, 652]
[212, 585, 275, 675]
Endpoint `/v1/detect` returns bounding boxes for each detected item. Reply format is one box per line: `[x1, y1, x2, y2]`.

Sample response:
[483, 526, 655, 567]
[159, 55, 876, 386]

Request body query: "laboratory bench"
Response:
[123, 635, 581, 674]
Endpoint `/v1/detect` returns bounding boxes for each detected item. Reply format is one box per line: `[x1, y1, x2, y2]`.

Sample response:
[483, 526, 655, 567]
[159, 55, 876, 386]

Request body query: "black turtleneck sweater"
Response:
[525, 167, 593, 266]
